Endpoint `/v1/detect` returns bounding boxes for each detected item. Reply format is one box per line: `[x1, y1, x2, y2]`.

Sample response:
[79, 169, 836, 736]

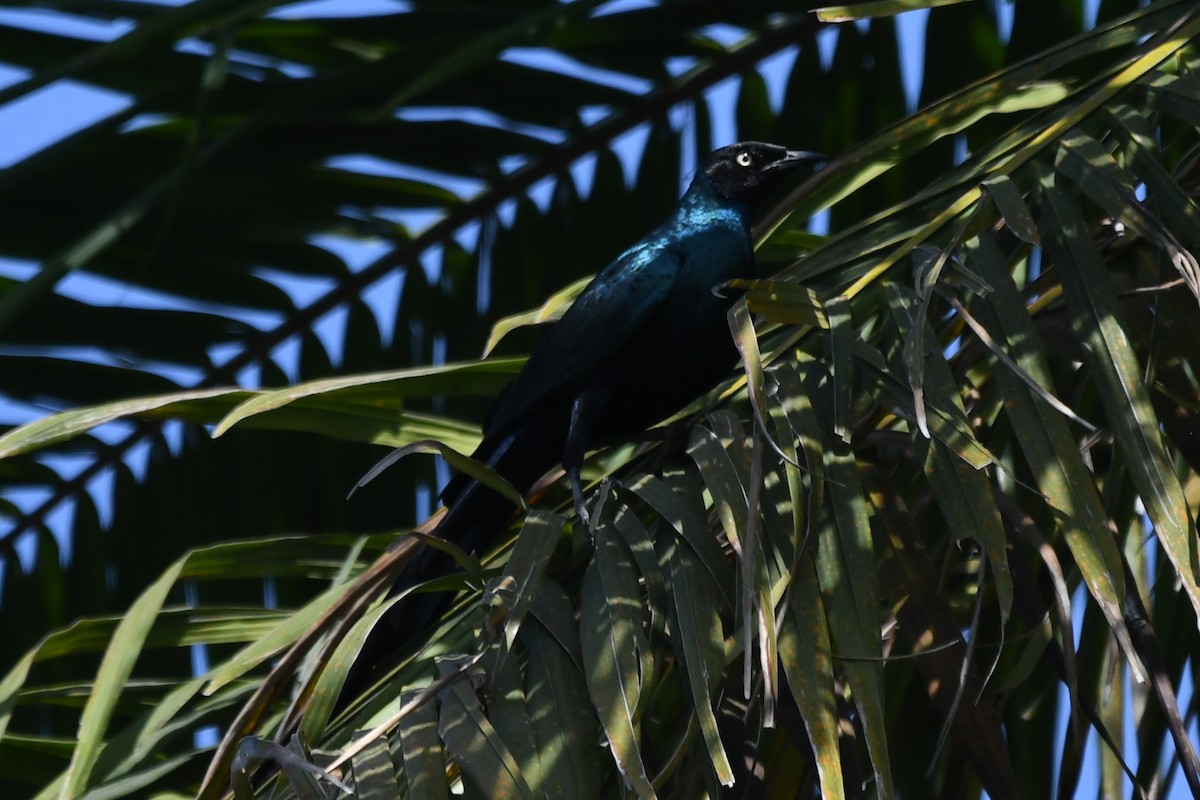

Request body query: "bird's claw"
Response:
[568, 467, 593, 536]
[572, 482, 591, 527]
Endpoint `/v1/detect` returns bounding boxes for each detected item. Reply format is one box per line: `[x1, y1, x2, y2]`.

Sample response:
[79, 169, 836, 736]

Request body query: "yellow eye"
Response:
[736, 152, 753, 167]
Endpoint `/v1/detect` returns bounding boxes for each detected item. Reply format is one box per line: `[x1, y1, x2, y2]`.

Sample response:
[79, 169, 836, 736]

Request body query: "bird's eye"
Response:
[736, 152, 753, 167]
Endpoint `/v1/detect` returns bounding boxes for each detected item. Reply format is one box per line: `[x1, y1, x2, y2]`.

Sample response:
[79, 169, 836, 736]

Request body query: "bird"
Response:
[345, 141, 822, 697]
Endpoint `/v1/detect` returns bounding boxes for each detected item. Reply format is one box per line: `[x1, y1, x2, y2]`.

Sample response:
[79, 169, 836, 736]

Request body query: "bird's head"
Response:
[701, 141, 824, 208]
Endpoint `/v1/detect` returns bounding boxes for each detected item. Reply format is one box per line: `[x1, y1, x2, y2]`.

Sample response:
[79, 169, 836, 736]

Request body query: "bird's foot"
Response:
[568, 467, 593, 534]
[571, 480, 591, 527]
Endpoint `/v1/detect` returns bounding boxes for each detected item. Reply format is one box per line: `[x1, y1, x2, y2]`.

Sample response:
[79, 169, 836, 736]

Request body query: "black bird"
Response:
[348, 142, 821, 692]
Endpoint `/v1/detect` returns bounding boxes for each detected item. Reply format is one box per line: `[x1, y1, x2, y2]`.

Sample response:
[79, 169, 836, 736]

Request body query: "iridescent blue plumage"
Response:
[345, 142, 821, 692]
[469, 172, 752, 452]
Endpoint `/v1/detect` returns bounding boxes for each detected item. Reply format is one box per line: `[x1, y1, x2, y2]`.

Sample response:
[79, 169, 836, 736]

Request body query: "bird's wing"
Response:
[482, 238, 684, 438]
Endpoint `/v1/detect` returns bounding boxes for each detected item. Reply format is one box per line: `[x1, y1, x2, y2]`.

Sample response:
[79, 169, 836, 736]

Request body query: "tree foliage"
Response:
[1, 0, 1199, 798]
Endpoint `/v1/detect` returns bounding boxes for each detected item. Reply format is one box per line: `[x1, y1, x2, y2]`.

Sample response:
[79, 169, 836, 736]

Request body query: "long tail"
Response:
[341, 419, 563, 701]
[383, 440, 529, 637]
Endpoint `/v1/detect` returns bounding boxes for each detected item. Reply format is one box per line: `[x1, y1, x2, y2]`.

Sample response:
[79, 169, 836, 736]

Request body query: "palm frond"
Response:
[3, 1, 1200, 798]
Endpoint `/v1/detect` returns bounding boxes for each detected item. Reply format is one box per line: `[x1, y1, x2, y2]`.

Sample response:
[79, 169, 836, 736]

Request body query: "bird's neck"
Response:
[683, 172, 750, 217]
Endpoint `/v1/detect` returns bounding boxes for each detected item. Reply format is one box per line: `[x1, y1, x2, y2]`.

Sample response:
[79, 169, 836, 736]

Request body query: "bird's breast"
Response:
[669, 214, 754, 294]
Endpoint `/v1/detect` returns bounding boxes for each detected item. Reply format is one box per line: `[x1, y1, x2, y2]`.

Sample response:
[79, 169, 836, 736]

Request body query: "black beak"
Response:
[766, 149, 826, 172]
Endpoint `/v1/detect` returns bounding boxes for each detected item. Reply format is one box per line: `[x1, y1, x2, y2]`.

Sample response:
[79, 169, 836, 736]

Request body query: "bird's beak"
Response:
[766, 149, 826, 172]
